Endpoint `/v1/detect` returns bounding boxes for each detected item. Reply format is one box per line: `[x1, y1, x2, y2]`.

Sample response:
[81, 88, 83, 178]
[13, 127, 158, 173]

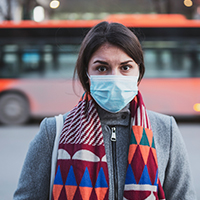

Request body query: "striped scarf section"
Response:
[52, 91, 166, 200]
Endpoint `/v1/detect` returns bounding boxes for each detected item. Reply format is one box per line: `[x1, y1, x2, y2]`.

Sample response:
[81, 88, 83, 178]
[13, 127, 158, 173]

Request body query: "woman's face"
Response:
[88, 43, 139, 77]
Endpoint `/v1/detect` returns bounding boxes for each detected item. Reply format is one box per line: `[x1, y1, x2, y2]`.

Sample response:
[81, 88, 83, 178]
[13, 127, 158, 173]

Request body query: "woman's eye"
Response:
[122, 65, 131, 71]
[97, 66, 107, 72]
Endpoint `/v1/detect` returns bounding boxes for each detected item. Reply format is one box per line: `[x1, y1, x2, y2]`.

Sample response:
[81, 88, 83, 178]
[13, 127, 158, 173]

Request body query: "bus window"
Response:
[188, 50, 200, 77]
[182, 52, 193, 76]
[143, 41, 200, 78]
[55, 45, 79, 78]
[197, 52, 200, 76]
[0, 45, 19, 78]
[43, 44, 79, 78]
[20, 50, 44, 78]
[159, 50, 171, 76]
[143, 49, 158, 77]
[144, 49, 173, 78]
[2, 53, 19, 78]
[43, 53, 54, 72]
[22, 52, 41, 72]
[56, 53, 77, 78]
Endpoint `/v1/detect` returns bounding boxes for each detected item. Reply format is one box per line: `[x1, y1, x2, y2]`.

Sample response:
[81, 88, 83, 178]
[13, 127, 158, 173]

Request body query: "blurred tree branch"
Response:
[166, 0, 171, 13]
[20, 0, 37, 20]
[151, 0, 173, 14]
[0, 0, 12, 20]
[0, 0, 198, 21]
[152, 0, 162, 13]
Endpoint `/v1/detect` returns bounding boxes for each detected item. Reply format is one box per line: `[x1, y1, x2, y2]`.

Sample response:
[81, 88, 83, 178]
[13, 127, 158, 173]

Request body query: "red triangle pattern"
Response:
[146, 148, 158, 185]
[131, 145, 145, 183]
[124, 190, 151, 200]
[139, 145, 150, 164]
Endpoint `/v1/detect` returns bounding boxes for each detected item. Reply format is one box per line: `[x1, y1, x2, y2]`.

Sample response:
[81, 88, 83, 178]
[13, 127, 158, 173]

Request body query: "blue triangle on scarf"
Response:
[80, 167, 93, 187]
[65, 166, 77, 186]
[130, 129, 137, 145]
[82, 92, 86, 99]
[54, 165, 63, 185]
[125, 164, 136, 184]
[152, 137, 156, 148]
[95, 167, 108, 188]
[139, 165, 152, 185]
[154, 169, 158, 186]
[140, 128, 150, 146]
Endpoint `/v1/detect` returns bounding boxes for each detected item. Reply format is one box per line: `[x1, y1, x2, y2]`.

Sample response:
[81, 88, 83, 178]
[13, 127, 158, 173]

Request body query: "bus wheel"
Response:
[0, 93, 30, 125]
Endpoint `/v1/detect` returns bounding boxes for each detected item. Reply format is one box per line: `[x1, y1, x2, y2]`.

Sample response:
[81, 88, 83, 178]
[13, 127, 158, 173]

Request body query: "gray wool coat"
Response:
[13, 109, 196, 200]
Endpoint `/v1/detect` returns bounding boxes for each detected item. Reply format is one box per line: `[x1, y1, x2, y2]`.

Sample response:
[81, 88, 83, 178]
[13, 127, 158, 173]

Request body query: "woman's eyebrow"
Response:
[120, 60, 134, 65]
[93, 60, 134, 65]
[93, 60, 109, 65]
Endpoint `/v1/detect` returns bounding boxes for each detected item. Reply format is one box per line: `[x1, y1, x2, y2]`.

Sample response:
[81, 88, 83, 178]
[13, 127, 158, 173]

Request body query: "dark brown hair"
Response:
[74, 21, 145, 92]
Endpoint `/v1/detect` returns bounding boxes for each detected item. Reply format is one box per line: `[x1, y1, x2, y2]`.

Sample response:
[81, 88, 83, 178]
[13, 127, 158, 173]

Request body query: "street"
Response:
[0, 122, 199, 200]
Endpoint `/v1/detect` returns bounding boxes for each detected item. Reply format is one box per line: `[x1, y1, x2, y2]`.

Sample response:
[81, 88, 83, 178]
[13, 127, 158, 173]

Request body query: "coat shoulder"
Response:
[147, 110, 172, 125]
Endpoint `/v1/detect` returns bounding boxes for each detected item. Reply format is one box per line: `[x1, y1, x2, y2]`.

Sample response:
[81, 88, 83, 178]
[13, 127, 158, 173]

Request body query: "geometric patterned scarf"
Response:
[52, 91, 166, 200]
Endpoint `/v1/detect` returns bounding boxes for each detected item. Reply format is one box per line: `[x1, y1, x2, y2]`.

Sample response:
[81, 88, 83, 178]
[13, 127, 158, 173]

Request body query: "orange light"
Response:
[193, 103, 200, 112]
[184, 0, 193, 7]
[50, 0, 60, 9]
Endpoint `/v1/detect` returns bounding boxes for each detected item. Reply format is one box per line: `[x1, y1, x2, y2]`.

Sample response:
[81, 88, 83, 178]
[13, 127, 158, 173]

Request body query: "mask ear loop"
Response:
[85, 72, 91, 89]
[86, 72, 91, 79]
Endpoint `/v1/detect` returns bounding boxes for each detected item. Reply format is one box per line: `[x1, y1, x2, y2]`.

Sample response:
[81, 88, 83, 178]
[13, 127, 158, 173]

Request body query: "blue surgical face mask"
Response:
[88, 75, 138, 113]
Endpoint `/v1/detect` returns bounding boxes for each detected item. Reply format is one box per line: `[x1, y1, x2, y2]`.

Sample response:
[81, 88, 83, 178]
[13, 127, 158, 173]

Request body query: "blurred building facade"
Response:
[0, 0, 52, 21]
[0, 0, 21, 21]
[0, 0, 200, 21]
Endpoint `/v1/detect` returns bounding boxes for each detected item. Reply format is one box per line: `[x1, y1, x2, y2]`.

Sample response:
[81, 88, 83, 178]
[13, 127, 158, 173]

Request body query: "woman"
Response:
[14, 22, 196, 200]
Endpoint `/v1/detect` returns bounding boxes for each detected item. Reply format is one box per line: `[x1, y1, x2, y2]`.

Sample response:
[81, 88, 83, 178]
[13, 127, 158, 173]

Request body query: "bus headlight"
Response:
[193, 103, 200, 112]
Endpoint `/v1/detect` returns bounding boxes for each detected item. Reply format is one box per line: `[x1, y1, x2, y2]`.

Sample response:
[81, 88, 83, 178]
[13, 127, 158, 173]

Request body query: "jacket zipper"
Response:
[111, 127, 118, 200]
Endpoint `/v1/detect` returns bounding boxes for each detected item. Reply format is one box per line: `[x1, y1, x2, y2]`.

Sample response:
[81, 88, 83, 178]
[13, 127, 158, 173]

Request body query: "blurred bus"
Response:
[0, 14, 200, 125]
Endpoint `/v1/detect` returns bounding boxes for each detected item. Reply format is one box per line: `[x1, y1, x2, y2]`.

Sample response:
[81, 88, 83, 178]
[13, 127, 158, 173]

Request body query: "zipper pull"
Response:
[111, 127, 116, 142]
